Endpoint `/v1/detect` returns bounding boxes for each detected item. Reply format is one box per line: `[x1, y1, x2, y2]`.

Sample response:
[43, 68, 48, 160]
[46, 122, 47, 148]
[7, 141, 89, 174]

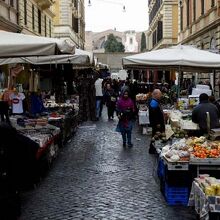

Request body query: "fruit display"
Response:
[191, 141, 220, 159]
[195, 176, 220, 196]
[152, 131, 167, 142]
[160, 136, 220, 162]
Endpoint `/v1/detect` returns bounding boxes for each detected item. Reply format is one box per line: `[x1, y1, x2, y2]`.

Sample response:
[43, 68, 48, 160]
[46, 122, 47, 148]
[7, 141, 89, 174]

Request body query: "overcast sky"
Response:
[85, 0, 149, 32]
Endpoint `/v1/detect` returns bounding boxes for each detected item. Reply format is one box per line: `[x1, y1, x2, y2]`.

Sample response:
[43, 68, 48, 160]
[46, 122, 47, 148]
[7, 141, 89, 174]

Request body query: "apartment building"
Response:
[147, 0, 178, 50]
[53, 0, 85, 49]
[0, 0, 21, 32]
[19, 0, 54, 37]
[178, 0, 220, 96]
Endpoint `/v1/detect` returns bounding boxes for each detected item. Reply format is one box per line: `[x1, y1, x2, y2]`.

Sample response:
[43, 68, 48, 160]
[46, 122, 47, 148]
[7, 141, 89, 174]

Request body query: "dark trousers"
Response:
[121, 130, 132, 145]
[0, 101, 10, 123]
[107, 106, 115, 119]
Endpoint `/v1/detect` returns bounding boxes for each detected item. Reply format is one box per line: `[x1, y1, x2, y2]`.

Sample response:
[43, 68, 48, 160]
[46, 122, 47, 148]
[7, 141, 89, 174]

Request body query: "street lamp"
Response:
[88, 0, 126, 12]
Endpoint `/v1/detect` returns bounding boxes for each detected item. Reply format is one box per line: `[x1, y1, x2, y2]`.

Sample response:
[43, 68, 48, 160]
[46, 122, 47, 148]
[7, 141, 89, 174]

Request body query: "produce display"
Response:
[195, 175, 220, 196]
[136, 93, 149, 101]
[160, 136, 220, 162]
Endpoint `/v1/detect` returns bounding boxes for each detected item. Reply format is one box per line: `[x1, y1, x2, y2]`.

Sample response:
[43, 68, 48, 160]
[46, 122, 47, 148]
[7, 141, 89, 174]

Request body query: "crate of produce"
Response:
[164, 183, 189, 206]
[163, 156, 189, 171]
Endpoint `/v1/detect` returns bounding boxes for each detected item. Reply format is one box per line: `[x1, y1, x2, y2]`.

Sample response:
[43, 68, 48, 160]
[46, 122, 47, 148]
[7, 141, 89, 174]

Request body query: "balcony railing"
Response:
[36, 0, 54, 10]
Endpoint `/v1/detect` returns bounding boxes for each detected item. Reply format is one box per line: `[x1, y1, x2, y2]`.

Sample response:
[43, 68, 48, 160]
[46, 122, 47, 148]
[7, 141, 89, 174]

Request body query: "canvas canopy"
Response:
[0, 48, 93, 66]
[122, 45, 220, 71]
[0, 30, 75, 57]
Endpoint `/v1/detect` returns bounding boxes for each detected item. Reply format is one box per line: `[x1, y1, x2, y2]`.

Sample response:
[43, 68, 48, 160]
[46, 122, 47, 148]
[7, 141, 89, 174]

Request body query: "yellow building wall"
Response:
[172, 5, 178, 40]
[53, 1, 60, 25]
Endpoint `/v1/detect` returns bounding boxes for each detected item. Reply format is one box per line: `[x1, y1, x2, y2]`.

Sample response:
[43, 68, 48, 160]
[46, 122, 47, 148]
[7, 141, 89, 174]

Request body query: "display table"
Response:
[189, 181, 220, 220]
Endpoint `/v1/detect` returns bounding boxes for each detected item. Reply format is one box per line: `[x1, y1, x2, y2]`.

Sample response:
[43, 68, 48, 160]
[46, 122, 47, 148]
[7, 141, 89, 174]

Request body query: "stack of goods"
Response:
[161, 138, 190, 162]
[195, 175, 220, 196]
[136, 93, 149, 102]
[190, 138, 220, 160]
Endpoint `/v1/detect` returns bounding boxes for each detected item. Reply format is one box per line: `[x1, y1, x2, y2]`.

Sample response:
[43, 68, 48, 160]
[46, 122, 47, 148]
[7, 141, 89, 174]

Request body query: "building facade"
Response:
[178, 0, 220, 51]
[0, 0, 21, 32]
[19, 0, 55, 37]
[178, 0, 220, 96]
[85, 29, 143, 53]
[53, 0, 85, 49]
[147, 0, 178, 50]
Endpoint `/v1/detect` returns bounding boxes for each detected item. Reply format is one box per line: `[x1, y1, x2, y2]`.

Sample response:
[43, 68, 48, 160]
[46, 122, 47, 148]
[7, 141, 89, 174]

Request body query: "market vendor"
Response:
[148, 89, 165, 154]
[192, 93, 220, 135]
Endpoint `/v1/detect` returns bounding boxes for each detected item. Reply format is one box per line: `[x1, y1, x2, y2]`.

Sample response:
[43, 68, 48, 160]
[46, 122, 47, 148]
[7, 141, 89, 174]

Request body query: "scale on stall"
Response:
[209, 128, 220, 141]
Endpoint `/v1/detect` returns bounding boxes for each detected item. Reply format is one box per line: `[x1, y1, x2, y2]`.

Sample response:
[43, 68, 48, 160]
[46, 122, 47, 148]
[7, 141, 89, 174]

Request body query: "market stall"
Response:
[189, 176, 220, 220]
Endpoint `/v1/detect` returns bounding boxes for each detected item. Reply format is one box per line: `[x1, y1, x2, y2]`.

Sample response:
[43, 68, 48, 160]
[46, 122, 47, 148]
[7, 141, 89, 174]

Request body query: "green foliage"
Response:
[141, 32, 146, 52]
[104, 34, 125, 52]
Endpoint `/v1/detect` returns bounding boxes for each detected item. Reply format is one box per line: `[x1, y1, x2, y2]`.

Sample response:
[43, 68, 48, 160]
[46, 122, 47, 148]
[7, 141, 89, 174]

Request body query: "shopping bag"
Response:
[115, 123, 121, 132]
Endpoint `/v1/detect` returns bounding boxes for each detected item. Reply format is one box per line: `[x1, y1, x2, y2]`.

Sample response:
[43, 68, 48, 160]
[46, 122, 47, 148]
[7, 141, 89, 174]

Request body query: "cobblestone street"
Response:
[20, 110, 196, 220]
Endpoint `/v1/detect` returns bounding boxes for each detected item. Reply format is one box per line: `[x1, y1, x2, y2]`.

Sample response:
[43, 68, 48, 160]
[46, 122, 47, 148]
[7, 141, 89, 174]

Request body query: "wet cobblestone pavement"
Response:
[20, 110, 196, 220]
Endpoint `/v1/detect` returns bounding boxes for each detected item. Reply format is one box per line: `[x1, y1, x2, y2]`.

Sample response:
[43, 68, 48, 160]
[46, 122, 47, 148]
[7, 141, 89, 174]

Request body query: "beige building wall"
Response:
[0, 0, 21, 32]
[19, 0, 55, 37]
[53, 0, 85, 49]
[85, 29, 144, 53]
[147, 0, 178, 50]
[178, 0, 220, 96]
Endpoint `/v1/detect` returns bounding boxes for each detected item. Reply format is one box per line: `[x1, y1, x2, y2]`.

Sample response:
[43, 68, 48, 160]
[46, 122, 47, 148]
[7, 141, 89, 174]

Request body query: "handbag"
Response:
[115, 122, 121, 132]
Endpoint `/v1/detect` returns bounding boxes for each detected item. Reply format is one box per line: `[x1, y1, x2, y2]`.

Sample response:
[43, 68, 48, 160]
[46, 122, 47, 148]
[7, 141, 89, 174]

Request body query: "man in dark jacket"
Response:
[148, 89, 165, 154]
[192, 93, 220, 135]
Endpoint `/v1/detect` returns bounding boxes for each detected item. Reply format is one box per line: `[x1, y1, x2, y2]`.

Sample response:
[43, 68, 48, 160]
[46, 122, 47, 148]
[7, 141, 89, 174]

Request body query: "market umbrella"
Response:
[0, 49, 93, 66]
[0, 30, 75, 57]
[122, 45, 220, 71]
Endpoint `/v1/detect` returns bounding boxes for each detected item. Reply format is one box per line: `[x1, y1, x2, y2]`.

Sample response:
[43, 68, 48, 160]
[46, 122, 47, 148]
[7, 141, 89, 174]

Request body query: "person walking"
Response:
[95, 76, 103, 120]
[148, 89, 165, 154]
[103, 83, 117, 120]
[116, 90, 135, 148]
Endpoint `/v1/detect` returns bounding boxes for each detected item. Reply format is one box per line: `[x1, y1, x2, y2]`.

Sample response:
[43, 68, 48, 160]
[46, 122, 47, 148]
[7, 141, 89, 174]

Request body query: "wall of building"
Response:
[85, 29, 144, 53]
[19, 0, 54, 37]
[147, 0, 178, 50]
[94, 52, 136, 72]
[53, 0, 85, 49]
[0, 0, 21, 32]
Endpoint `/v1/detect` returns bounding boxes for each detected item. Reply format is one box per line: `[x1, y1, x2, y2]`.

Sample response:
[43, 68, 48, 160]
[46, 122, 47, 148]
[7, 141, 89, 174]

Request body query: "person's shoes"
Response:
[123, 143, 126, 148]
[128, 143, 133, 148]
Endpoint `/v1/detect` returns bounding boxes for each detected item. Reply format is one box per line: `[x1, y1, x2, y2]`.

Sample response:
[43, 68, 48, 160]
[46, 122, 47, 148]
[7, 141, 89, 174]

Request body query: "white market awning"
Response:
[0, 30, 75, 57]
[122, 45, 220, 71]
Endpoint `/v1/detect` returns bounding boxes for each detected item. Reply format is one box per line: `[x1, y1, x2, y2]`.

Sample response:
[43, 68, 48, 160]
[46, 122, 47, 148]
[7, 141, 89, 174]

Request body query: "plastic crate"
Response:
[157, 159, 165, 178]
[164, 183, 189, 206]
[164, 169, 192, 187]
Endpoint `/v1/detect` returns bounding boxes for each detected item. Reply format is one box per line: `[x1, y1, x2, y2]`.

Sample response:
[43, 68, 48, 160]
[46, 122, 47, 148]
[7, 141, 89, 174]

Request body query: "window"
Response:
[186, 0, 190, 26]
[201, 0, 204, 15]
[38, 9, 41, 34]
[211, 0, 215, 7]
[10, 0, 14, 7]
[45, 15, 47, 37]
[193, 0, 196, 21]
[49, 20, 51, 37]
[180, 5, 183, 31]
[130, 38, 133, 44]
[24, 0, 27, 25]
[32, 5, 35, 30]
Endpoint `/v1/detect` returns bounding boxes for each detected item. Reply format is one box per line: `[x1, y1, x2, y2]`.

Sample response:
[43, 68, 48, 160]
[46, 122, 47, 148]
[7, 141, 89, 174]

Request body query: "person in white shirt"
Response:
[9, 88, 25, 114]
[95, 77, 103, 120]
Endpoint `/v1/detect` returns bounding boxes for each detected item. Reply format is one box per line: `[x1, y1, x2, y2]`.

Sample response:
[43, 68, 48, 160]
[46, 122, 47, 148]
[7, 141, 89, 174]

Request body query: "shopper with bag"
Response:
[103, 82, 117, 120]
[116, 90, 135, 148]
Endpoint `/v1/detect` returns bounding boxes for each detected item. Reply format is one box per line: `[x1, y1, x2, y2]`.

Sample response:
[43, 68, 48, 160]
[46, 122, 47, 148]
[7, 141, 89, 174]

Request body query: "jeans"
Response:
[121, 130, 132, 145]
[96, 98, 102, 118]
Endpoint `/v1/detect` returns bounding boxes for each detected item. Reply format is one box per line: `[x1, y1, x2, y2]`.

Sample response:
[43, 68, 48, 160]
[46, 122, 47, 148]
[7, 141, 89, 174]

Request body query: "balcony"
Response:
[36, 0, 54, 10]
